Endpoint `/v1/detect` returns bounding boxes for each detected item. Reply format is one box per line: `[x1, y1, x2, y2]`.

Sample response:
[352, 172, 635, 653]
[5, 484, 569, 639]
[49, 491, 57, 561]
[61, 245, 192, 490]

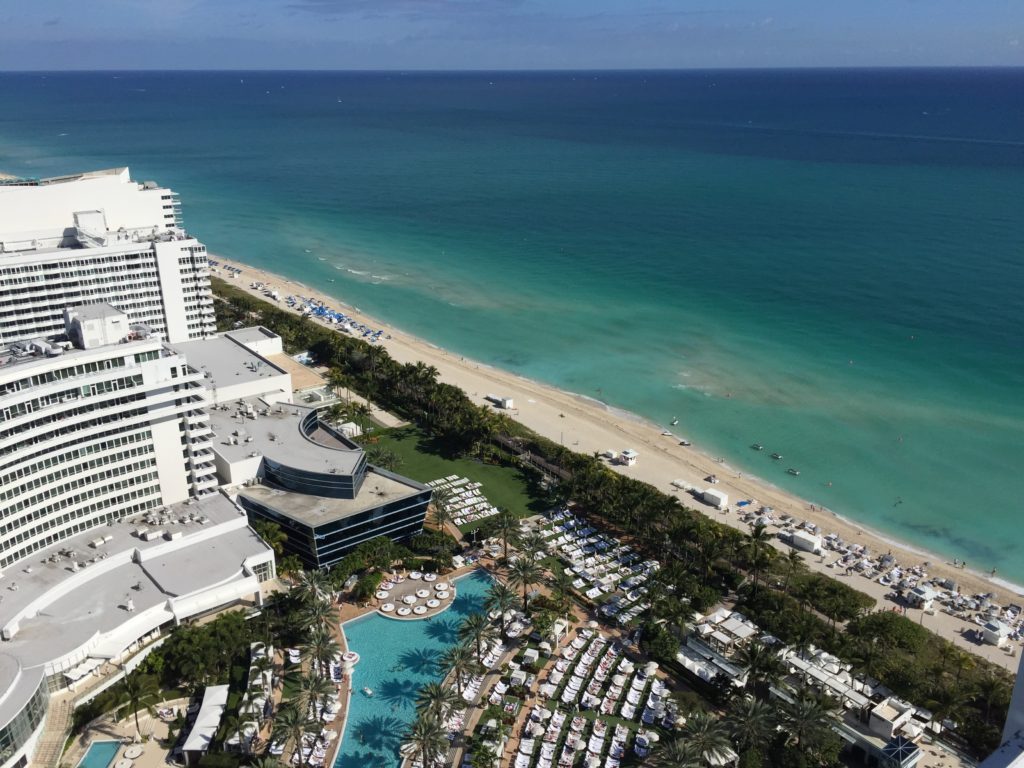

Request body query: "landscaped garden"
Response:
[357, 426, 549, 532]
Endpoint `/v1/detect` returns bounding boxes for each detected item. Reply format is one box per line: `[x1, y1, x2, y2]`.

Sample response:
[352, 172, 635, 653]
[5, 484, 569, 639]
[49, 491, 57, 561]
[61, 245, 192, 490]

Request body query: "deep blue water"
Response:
[1, 69, 1022, 581]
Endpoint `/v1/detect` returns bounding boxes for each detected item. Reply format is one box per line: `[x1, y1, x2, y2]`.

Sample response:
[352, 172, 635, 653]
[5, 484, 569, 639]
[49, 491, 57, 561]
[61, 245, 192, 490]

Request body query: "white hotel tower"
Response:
[0, 168, 216, 345]
[0, 171, 274, 768]
[0, 305, 218, 570]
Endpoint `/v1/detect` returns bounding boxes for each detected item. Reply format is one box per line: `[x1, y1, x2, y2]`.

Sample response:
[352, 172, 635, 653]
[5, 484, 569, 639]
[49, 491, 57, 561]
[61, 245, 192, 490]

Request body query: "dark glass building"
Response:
[235, 412, 431, 569]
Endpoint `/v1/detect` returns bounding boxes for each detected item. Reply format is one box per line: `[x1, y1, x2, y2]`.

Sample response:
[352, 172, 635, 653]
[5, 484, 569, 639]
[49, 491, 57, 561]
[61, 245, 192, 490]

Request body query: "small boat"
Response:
[362, 687, 374, 697]
[670, 417, 678, 426]
[327, 278, 335, 283]
[787, 468, 800, 476]
[771, 452, 783, 460]
[304, 249, 312, 253]
[678, 439, 691, 446]
[751, 443, 763, 451]
[318, 256, 326, 261]
[661, 430, 673, 437]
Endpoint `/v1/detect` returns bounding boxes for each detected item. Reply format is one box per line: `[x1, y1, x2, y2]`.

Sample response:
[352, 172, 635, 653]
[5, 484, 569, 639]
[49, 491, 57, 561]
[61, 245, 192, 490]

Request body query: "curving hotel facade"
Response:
[0, 170, 274, 768]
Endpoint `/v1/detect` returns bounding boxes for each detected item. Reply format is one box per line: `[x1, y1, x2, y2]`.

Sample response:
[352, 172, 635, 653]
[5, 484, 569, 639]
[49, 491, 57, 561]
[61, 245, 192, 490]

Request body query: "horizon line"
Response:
[3, 65, 1023, 75]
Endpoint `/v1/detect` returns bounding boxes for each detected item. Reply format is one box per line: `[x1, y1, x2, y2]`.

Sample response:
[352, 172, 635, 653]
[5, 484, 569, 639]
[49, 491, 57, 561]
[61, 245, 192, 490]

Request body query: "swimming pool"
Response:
[76, 740, 120, 768]
[334, 569, 493, 768]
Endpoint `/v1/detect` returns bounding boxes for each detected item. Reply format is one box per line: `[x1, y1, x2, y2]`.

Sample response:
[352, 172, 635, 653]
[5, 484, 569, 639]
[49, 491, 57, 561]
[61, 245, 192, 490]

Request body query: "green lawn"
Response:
[358, 427, 549, 533]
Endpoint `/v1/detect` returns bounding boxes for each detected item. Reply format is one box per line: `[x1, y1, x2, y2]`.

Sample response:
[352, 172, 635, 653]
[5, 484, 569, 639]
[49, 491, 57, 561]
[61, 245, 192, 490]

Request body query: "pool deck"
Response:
[374, 573, 458, 620]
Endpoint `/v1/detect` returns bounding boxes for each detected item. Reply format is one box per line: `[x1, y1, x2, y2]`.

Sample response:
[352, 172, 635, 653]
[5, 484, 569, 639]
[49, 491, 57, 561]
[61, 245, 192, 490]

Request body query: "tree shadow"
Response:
[347, 713, 405, 753]
[424, 617, 460, 644]
[398, 647, 439, 675]
[416, 433, 465, 461]
[377, 677, 420, 711]
[450, 593, 487, 618]
[336, 744, 395, 768]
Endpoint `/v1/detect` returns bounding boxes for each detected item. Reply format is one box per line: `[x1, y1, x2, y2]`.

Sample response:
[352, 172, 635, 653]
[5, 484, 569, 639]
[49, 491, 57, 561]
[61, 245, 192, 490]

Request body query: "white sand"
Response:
[216, 259, 1021, 671]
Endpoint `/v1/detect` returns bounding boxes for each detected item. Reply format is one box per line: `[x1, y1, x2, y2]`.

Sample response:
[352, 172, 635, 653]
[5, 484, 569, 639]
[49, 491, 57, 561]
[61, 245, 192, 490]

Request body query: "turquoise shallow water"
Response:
[0, 70, 1022, 581]
[337, 570, 492, 768]
[76, 741, 119, 768]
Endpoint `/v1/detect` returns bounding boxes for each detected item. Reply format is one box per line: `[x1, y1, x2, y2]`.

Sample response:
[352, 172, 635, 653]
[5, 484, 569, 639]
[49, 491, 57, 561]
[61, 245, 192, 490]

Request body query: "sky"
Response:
[0, 0, 1021, 70]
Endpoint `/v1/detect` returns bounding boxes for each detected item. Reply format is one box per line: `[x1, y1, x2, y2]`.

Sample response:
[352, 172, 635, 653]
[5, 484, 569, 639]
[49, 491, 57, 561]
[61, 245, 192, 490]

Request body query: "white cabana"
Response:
[183, 685, 230, 765]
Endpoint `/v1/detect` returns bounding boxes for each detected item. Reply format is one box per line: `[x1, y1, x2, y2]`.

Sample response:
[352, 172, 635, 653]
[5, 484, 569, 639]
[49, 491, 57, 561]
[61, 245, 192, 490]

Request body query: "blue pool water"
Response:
[335, 569, 493, 768]
[76, 741, 120, 768]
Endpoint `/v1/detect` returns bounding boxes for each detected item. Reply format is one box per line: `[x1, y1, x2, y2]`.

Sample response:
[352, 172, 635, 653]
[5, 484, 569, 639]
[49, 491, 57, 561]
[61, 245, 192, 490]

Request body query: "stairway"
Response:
[31, 700, 73, 768]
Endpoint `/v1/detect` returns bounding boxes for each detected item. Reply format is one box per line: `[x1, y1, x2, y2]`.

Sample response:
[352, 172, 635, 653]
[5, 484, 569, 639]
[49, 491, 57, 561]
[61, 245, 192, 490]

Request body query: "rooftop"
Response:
[0, 493, 270, 729]
[225, 327, 278, 347]
[239, 467, 428, 527]
[0, 336, 163, 378]
[207, 399, 365, 476]
[172, 335, 289, 395]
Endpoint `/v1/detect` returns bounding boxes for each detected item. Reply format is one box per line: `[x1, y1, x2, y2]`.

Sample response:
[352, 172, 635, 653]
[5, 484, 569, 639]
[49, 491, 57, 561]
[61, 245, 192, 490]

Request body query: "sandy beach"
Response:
[216, 258, 1021, 672]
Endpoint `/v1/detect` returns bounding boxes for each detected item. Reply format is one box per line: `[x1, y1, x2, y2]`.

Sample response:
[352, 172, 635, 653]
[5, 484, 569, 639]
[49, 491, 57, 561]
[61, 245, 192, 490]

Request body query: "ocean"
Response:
[1, 69, 1022, 582]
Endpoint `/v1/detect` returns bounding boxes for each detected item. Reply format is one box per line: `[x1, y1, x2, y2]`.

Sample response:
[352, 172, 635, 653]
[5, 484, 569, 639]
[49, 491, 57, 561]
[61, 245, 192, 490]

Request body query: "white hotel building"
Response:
[0, 168, 215, 345]
[0, 171, 275, 768]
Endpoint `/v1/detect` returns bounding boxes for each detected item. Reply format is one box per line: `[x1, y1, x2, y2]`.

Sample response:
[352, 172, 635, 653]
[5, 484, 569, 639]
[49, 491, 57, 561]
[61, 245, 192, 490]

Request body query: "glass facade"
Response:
[0, 676, 48, 767]
[241, 487, 430, 570]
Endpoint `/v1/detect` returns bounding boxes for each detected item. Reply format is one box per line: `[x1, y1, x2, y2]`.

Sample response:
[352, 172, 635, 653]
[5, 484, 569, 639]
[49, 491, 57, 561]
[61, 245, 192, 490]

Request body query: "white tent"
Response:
[183, 685, 230, 765]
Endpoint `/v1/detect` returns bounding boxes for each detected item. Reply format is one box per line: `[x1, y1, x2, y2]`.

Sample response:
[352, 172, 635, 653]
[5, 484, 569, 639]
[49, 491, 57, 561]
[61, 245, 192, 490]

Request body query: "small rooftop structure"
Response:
[702, 488, 728, 509]
[171, 334, 291, 406]
[983, 619, 1012, 648]
[906, 585, 939, 610]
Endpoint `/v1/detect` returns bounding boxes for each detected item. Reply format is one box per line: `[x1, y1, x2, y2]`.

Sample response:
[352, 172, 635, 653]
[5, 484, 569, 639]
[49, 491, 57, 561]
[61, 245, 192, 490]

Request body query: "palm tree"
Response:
[221, 713, 246, 753]
[301, 599, 336, 631]
[951, 648, 977, 686]
[744, 522, 773, 595]
[782, 694, 836, 752]
[253, 520, 288, 557]
[727, 697, 777, 754]
[326, 367, 350, 401]
[118, 670, 160, 736]
[974, 671, 1012, 725]
[439, 643, 482, 697]
[735, 641, 783, 699]
[681, 711, 732, 765]
[271, 703, 313, 765]
[367, 446, 402, 472]
[432, 486, 455, 531]
[491, 511, 520, 562]
[325, 402, 348, 426]
[655, 738, 702, 768]
[295, 674, 335, 720]
[401, 713, 450, 768]
[459, 613, 499, 661]
[469, 742, 499, 768]
[415, 681, 464, 722]
[294, 569, 333, 606]
[519, 530, 548, 560]
[349, 402, 372, 430]
[782, 549, 806, 595]
[302, 625, 341, 677]
[507, 558, 543, 613]
[484, 582, 518, 638]
[548, 569, 576, 613]
[252, 655, 276, 692]
[927, 683, 972, 727]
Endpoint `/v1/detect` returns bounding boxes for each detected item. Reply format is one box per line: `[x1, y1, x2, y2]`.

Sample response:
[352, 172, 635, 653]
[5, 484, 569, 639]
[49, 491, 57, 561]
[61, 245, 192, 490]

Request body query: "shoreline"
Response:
[215, 257, 1021, 671]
